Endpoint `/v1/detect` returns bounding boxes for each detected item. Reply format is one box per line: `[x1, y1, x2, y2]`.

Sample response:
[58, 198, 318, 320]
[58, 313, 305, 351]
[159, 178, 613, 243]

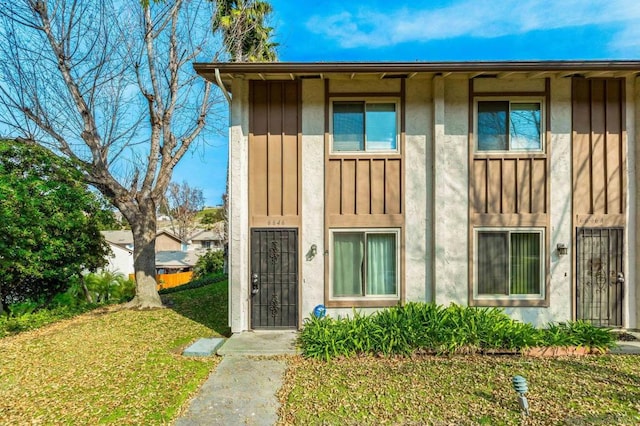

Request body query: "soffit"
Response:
[193, 61, 640, 92]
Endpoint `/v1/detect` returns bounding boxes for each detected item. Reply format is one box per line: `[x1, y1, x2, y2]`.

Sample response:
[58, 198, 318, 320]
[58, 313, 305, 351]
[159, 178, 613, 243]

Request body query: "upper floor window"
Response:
[332, 101, 398, 153]
[476, 100, 543, 152]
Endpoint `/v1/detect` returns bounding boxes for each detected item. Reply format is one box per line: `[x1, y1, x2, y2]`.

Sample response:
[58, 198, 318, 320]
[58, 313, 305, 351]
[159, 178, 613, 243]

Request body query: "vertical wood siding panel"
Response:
[386, 159, 401, 214]
[282, 82, 299, 216]
[518, 159, 532, 214]
[591, 80, 606, 215]
[572, 78, 592, 215]
[472, 159, 487, 214]
[356, 159, 371, 214]
[267, 83, 284, 216]
[531, 159, 547, 214]
[370, 159, 386, 214]
[487, 159, 502, 214]
[326, 160, 341, 215]
[605, 79, 623, 215]
[251, 82, 269, 217]
[502, 159, 517, 214]
[342, 159, 356, 215]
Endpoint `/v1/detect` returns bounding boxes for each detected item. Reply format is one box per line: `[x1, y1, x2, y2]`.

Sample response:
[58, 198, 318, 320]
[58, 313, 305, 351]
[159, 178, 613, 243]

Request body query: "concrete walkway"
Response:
[175, 331, 298, 426]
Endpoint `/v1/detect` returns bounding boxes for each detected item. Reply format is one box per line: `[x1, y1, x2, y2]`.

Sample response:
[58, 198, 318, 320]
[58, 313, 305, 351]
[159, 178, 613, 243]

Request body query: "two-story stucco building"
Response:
[195, 61, 640, 333]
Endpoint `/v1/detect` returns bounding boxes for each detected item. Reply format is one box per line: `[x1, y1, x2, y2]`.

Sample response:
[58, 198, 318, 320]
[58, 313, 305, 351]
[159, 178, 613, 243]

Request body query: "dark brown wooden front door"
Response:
[250, 228, 298, 329]
[576, 227, 624, 326]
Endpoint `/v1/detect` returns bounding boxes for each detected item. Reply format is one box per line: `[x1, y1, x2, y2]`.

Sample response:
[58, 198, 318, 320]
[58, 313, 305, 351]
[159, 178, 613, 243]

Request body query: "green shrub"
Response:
[7, 300, 41, 317]
[193, 250, 225, 279]
[299, 303, 616, 360]
[0, 304, 97, 338]
[84, 271, 135, 304]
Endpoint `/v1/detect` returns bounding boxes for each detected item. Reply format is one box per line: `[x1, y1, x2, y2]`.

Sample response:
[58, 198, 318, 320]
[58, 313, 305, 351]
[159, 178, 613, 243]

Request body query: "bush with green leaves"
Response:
[84, 271, 135, 304]
[299, 303, 616, 360]
[0, 304, 98, 338]
[0, 139, 110, 309]
[192, 250, 225, 279]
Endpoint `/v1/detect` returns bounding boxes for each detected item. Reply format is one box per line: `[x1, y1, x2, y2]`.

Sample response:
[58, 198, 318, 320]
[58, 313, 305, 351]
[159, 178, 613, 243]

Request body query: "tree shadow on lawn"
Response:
[160, 281, 232, 337]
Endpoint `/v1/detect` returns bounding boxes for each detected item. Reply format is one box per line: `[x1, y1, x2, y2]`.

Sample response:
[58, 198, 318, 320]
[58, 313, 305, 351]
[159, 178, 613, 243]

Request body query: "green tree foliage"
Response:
[0, 140, 110, 310]
[84, 271, 136, 304]
[199, 207, 225, 226]
[193, 250, 225, 278]
[213, 0, 278, 62]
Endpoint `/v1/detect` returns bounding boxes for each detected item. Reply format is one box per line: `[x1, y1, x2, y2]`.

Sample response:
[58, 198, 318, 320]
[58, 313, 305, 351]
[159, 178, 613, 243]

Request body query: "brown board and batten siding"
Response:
[571, 77, 626, 326]
[468, 78, 551, 307]
[572, 78, 626, 227]
[324, 79, 406, 307]
[248, 80, 302, 329]
[249, 80, 301, 227]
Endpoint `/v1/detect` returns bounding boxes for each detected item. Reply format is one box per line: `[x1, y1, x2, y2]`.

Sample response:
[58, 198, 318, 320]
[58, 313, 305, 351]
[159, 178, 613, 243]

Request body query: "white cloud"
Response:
[306, 0, 640, 50]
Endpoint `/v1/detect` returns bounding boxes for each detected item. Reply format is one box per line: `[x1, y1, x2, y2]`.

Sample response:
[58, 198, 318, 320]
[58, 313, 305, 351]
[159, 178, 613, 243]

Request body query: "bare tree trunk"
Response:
[125, 201, 163, 309]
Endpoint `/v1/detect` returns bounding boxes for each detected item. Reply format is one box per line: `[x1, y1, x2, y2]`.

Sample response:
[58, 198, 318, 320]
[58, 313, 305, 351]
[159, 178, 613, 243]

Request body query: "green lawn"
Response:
[278, 355, 640, 425]
[3, 279, 640, 425]
[0, 280, 228, 425]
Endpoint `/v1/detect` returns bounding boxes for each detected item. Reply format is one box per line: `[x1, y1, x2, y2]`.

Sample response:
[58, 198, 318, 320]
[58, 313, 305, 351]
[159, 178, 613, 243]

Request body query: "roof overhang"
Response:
[193, 60, 640, 93]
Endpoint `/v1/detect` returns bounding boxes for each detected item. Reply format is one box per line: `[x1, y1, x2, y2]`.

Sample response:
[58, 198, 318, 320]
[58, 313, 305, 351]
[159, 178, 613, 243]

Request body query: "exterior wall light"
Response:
[306, 244, 318, 261]
[557, 243, 568, 256]
[512, 375, 530, 416]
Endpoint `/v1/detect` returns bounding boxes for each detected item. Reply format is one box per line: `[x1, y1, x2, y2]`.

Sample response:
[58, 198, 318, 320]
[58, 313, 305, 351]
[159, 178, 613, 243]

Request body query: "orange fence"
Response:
[128, 271, 194, 290]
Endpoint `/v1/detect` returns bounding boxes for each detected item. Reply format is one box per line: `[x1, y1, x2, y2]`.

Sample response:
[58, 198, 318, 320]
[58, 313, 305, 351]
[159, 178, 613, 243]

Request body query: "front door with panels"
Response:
[576, 227, 624, 327]
[250, 228, 298, 329]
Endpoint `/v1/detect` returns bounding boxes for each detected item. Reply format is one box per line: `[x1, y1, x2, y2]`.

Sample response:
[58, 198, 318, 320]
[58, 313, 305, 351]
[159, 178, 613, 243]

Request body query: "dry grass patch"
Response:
[278, 355, 640, 425]
[0, 306, 220, 424]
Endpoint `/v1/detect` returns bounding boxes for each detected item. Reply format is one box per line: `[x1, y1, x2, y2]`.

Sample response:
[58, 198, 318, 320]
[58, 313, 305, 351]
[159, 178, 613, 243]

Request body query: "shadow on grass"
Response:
[160, 279, 232, 337]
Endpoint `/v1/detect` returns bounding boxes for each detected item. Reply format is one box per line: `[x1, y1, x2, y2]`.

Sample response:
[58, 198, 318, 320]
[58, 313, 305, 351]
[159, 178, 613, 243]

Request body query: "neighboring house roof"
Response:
[101, 229, 184, 246]
[101, 230, 134, 247]
[155, 250, 200, 268]
[156, 229, 183, 243]
[194, 60, 640, 92]
[189, 224, 225, 242]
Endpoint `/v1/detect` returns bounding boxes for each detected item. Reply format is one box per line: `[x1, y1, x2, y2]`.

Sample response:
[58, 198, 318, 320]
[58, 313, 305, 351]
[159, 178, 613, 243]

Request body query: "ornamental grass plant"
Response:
[298, 302, 616, 360]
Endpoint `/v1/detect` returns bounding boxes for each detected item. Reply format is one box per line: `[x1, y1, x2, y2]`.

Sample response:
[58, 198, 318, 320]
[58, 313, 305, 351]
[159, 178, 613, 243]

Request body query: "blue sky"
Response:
[178, 0, 640, 205]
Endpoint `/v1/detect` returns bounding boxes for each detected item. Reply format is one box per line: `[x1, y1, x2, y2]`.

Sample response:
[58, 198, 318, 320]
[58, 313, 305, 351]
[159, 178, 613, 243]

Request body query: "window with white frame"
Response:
[331, 229, 399, 299]
[475, 229, 544, 299]
[476, 100, 543, 152]
[332, 101, 398, 153]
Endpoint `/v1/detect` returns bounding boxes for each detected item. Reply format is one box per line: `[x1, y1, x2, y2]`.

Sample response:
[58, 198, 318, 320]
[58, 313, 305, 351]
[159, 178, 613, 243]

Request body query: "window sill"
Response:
[469, 298, 549, 308]
[326, 299, 401, 309]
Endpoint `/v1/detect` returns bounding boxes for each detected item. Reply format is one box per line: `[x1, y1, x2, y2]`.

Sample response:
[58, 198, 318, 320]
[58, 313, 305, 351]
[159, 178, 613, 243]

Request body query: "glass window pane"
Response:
[510, 233, 541, 294]
[366, 103, 397, 151]
[477, 232, 509, 295]
[333, 233, 364, 296]
[510, 103, 541, 150]
[333, 102, 364, 151]
[366, 233, 396, 295]
[478, 101, 508, 151]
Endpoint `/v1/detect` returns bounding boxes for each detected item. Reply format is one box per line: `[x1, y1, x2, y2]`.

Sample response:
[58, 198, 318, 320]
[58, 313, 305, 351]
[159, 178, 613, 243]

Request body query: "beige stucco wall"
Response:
[404, 78, 432, 302]
[433, 76, 470, 306]
[300, 79, 326, 321]
[632, 76, 639, 329]
[229, 78, 250, 333]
